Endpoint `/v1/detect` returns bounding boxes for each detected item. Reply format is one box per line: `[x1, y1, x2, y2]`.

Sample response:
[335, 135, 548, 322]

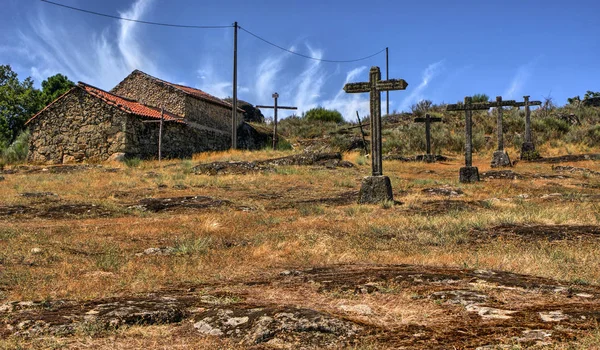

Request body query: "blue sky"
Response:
[1, 0, 599, 120]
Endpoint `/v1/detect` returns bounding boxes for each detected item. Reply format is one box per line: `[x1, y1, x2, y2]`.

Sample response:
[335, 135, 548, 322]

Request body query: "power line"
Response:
[40, 0, 232, 29]
[40, 0, 387, 63]
[239, 26, 386, 63]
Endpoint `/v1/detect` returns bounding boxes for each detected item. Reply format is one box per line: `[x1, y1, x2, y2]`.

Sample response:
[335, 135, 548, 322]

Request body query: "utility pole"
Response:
[142, 107, 165, 162]
[256, 93, 297, 150]
[231, 21, 238, 149]
[386, 47, 389, 116]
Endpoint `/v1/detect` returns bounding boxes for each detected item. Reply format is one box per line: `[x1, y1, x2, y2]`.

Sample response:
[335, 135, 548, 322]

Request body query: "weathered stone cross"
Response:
[414, 113, 442, 162]
[487, 96, 519, 168]
[514, 96, 542, 159]
[447, 96, 517, 182]
[344, 66, 408, 203]
[256, 93, 297, 150]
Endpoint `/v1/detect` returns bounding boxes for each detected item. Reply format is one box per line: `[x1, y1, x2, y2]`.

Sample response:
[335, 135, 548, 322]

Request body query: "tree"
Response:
[584, 91, 600, 100]
[40, 73, 74, 106]
[0, 65, 42, 147]
[471, 94, 489, 103]
[304, 107, 343, 123]
[411, 99, 433, 117]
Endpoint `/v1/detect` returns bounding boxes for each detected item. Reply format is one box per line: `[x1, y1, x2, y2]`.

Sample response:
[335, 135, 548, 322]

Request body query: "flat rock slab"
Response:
[194, 152, 353, 175]
[553, 165, 600, 175]
[0, 164, 119, 175]
[482, 170, 572, 180]
[529, 154, 600, 163]
[3, 264, 600, 349]
[383, 154, 449, 162]
[422, 186, 463, 197]
[0, 203, 116, 219]
[470, 224, 600, 242]
[405, 200, 488, 216]
[130, 196, 231, 212]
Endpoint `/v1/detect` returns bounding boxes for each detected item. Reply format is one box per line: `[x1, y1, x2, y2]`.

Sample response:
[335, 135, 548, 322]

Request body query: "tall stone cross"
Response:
[514, 95, 542, 159]
[344, 66, 408, 176]
[414, 113, 442, 161]
[344, 66, 408, 203]
[256, 93, 297, 150]
[447, 97, 513, 182]
[487, 96, 519, 168]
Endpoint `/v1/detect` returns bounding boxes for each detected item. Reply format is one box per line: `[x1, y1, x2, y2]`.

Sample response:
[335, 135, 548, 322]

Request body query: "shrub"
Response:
[124, 157, 142, 168]
[1, 130, 30, 164]
[304, 107, 343, 123]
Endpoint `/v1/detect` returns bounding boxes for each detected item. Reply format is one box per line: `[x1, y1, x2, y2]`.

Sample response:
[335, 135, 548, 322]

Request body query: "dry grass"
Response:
[1, 146, 600, 347]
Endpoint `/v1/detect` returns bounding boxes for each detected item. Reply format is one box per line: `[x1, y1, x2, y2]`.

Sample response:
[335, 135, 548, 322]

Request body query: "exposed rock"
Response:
[553, 165, 600, 176]
[539, 310, 569, 322]
[459, 166, 480, 183]
[465, 305, 517, 320]
[530, 154, 600, 163]
[107, 152, 126, 162]
[20, 192, 57, 198]
[338, 304, 373, 315]
[30, 248, 42, 254]
[481, 170, 522, 180]
[422, 186, 463, 197]
[136, 247, 176, 256]
[130, 196, 230, 212]
[490, 150, 512, 168]
[430, 290, 488, 305]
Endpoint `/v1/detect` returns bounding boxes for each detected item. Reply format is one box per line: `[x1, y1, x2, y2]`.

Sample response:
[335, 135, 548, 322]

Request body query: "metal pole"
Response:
[158, 107, 163, 162]
[385, 47, 389, 116]
[232, 22, 238, 149]
[272, 92, 279, 150]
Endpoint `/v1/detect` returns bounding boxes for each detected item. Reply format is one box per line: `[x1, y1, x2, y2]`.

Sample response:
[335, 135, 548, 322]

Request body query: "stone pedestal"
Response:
[358, 176, 393, 204]
[490, 150, 511, 168]
[459, 166, 479, 183]
[416, 154, 437, 163]
[520, 142, 539, 160]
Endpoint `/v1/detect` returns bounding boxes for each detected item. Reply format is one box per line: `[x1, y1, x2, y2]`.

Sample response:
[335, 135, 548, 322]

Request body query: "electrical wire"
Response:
[40, 0, 232, 29]
[40, 0, 387, 63]
[239, 26, 386, 63]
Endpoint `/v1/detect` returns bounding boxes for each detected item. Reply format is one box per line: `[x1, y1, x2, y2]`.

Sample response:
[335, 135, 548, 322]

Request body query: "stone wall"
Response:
[185, 96, 243, 132]
[28, 88, 127, 164]
[125, 118, 231, 159]
[110, 71, 187, 117]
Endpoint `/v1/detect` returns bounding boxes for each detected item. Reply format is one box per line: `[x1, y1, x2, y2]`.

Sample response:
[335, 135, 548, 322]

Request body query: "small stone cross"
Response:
[414, 113, 442, 160]
[514, 96, 542, 159]
[256, 93, 297, 150]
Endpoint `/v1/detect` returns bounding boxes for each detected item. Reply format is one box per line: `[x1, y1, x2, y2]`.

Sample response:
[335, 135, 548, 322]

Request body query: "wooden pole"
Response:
[356, 111, 368, 155]
[231, 21, 238, 150]
[158, 107, 163, 162]
[385, 47, 389, 116]
[272, 93, 279, 150]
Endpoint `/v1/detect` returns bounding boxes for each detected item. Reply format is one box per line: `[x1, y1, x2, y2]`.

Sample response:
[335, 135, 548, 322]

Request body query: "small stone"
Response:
[194, 320, 224, 336]
[0, 175, 5, 181]
[338, 304, 373, 315]
[575, 293, 593, 298]
[30, 248, 42, 254]
[539, 310, 568, 322]
[466, 305, 516, 319]
[224, 316, 249, 327]
[517, 194, 529, 199]
[107, 153, 126, 162]
[491, 150, 512, 168]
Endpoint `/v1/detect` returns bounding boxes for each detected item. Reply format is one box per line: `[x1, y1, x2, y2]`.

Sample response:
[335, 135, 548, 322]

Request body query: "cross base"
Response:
[358, 176, 393, 204]
[459, 166, 480, 183]
[520, 142, 540, 160]
[490, 150, 512, 168]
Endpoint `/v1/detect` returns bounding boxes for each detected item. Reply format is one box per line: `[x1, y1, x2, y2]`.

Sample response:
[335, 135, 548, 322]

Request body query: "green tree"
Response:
[40, 73, 74, 106]
[303, 107, 343, 123]
[0, 65, 42, 147]
[584, 91, 600, 100]
[471, 94, 489, 103]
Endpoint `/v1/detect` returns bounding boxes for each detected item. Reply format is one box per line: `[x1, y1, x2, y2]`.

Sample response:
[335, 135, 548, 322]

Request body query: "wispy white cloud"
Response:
[398, 60, 445, 112]
[503, 58, 540, 99]
[15, 0, 158, 89]
[320, 66, 370, 120]
[290, 45, 325, 112]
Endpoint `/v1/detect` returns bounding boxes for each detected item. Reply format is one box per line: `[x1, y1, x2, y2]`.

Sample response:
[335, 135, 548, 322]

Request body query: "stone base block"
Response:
[416, 154, 437, 163]
[358, 176, 393, 204]
[520, 142, 540, 160]
[459, 166, 480, 183]
[490, 150, 512, 168]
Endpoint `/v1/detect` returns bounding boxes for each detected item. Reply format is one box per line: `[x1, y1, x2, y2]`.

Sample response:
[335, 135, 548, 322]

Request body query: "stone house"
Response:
[25, 70, 264, 164]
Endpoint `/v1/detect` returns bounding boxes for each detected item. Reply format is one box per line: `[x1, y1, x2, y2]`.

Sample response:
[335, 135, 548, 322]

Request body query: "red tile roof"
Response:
[132, 70, 244, 113]
[79, 82, 185, 123]
[26, 83, 186, 125]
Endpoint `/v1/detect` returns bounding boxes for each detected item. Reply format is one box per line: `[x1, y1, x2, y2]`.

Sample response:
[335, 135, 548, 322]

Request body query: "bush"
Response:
[1, 130, 30, 164]
[304, 107, 343, 123]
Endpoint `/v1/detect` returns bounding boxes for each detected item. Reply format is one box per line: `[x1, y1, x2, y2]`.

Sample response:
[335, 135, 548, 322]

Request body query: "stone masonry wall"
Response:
[28, 88, 127, 164]
[184, 96, 243, 132]
[125, 117, 231, 159]
[110, 71, 187, 117]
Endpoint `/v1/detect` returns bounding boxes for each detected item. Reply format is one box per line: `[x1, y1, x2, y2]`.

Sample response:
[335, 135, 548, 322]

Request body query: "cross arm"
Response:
[447, 101, 503, 111]
[376, 79, 408, 91]
[256, 105, 297, 110]
[343, 82, 371, 93]
[414, 117, 442, 123]
[514, 100, 542, 107]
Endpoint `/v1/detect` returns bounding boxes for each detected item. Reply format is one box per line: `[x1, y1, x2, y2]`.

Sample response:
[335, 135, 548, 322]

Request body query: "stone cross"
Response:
[344, 66, 408, 176]
[447, 97, 513, 182]
[514, 96, 542, 159]
[414, 113, 442, 160]
[256, 93, 297, 150]
[487, 96, 519, 167]
[344, 66, 408, 204]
